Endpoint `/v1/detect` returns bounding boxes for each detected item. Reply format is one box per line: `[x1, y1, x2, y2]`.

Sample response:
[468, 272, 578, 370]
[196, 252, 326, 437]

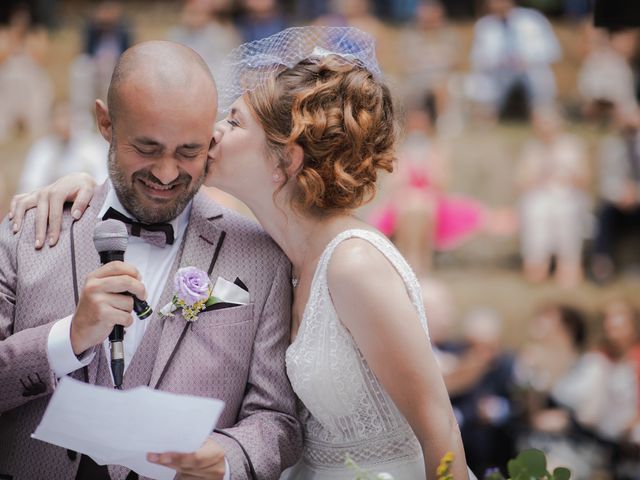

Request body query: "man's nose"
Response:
[151, 156, 180, 184]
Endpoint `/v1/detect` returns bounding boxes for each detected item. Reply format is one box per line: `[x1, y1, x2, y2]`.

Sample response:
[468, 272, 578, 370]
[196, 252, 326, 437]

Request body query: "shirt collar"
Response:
[97, 180, 191, 244]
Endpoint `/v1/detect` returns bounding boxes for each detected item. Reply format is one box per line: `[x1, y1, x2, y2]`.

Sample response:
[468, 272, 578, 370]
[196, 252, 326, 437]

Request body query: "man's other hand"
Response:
[147, 437, 227, 480]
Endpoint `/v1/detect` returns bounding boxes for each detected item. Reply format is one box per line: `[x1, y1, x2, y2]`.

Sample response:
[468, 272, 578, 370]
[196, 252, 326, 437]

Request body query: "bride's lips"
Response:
[136, 178, 183, 200]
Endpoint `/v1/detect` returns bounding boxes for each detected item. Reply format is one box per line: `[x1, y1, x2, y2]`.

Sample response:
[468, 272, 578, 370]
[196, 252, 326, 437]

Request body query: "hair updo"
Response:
[245, 54, 396, 215]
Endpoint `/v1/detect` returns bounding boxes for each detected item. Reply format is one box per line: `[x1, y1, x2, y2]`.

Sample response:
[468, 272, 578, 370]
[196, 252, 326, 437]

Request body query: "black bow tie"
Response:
[102, 207, 175, 247]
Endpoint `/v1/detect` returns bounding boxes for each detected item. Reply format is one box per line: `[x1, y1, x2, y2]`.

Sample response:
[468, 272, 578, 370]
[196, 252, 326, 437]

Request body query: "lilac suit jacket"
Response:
[0, 183, 302, 480]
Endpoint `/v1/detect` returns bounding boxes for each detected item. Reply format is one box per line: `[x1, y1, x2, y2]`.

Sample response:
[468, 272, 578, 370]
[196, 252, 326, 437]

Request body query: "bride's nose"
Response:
[209, 126, 222, 152]
[213, 121, 226, 140]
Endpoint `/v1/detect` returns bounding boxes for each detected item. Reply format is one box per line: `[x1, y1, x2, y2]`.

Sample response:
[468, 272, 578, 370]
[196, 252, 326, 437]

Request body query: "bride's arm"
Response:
[328, 239, 469, 480]
[8, 173, 97, 248]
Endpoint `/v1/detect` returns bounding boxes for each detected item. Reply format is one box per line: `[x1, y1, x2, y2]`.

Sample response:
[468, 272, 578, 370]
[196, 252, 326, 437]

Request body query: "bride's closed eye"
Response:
[227, 119, 240, 128]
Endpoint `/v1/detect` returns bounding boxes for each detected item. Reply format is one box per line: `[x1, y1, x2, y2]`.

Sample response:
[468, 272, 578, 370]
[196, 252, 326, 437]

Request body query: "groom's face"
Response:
[101, 82, 217, 224]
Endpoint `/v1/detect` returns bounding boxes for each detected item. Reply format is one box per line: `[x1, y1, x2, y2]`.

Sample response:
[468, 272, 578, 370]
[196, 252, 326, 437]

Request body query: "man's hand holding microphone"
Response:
[70, 261, 146, 357]
[70, 219, 152, 388]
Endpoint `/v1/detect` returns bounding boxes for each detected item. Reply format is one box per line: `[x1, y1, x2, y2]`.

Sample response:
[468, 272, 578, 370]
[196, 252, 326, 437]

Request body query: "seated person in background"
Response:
[420, 279, 517, 477]
[17, 100, 108, 193]
[468, 0, 561, 120]
[69, 1, 132, 132]
[312, 0, 394, 64]
[515, 304, 610, 478]
[595, 300, 640, 477]
[420, 277, 515, 478]
[0, 3, 52, 142]
[578, 28, 638, 122]
[590, 107, 640, 283]
[445, 308, 517, 478]
[167, 0, 240, 76]
[236, 0, 287, 43]
[370, 104, 453, 274]
[516, 107, 590, 288]
[370, 102, 515, 275]
[396, 0, 460, 121]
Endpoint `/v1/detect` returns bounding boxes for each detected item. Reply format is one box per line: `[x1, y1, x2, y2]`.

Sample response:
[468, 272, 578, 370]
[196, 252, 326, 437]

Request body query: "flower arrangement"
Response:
[345, 455, 394, 480]
[346, 449, 571, 480]
[159, 267, 219, 322]
[483, 450, 570, 480]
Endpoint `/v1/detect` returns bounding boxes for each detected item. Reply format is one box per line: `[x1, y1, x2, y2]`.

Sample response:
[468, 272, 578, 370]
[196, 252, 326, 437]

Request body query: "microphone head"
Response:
[93, 219, 128, 253]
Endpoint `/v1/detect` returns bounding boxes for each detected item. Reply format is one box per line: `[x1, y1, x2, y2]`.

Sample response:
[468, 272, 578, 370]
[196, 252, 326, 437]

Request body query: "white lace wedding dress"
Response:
[281, 229, 428, 479]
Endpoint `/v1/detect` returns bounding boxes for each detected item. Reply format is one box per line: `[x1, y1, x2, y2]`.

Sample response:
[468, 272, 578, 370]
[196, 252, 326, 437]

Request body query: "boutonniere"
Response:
[160, 267, 219, 322]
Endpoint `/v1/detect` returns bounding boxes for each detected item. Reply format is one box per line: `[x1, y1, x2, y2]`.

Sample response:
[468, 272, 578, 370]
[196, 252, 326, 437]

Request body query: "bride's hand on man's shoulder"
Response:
[8, 172, 97, 249]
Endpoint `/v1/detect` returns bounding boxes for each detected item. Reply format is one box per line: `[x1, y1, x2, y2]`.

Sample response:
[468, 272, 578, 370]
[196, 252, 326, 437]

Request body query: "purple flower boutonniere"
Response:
[160, 267, 219, 322]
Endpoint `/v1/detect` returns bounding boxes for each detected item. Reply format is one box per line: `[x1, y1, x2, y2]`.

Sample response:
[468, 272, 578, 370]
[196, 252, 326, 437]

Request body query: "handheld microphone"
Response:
[93, 219, 153, 388]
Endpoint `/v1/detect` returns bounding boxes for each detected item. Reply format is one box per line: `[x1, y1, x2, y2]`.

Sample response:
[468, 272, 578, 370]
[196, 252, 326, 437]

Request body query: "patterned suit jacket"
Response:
[0, 183, 302, 480]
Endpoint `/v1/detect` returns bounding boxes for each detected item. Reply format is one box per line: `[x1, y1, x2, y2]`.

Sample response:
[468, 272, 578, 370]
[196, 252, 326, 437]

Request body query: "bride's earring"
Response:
[273, 172, 282, 183]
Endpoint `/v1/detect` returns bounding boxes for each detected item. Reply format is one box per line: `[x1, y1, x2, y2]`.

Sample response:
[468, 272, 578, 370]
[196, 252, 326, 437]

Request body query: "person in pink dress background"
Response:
[370, 102, 514, 274]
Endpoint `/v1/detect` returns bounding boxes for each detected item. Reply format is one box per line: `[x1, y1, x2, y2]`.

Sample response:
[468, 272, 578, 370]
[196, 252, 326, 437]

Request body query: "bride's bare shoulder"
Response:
[326, 234, 399, 293]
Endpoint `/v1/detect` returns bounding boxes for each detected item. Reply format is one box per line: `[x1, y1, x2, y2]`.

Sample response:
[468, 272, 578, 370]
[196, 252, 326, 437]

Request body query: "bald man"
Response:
[0, 41, 302, 480]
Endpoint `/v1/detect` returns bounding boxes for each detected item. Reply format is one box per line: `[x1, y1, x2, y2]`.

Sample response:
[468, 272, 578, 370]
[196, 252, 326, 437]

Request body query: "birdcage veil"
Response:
[214, 26, 382, 113]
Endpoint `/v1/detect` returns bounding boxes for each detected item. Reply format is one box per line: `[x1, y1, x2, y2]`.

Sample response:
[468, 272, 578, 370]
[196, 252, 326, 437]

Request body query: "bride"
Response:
[10, 26, 468, 479]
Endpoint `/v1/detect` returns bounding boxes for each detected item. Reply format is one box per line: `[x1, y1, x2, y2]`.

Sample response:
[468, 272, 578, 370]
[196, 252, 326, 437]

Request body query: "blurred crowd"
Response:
[423, 277, 640, 479]
[1, 0, 638, 286]
[1, 0, 640, 477]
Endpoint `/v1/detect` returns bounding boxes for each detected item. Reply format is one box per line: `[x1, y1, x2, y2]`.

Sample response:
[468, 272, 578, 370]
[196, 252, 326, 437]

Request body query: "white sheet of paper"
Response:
[32, 377, 225, 480]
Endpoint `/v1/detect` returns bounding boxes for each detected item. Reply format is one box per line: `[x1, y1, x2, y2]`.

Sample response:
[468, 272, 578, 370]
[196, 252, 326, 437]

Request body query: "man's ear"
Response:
[95, 99, 112, 143]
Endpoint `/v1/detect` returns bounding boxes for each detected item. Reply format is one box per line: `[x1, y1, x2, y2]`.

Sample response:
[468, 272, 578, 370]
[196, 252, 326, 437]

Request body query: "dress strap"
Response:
[313, 229, 430, 336]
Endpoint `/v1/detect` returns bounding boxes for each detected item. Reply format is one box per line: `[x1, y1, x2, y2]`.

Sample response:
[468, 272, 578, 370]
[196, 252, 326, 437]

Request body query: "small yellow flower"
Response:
[436, 452, 454, 480]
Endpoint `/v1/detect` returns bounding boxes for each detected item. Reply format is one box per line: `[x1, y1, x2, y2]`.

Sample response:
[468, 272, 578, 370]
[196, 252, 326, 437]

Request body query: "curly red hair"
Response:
[246, 55, 396, 215]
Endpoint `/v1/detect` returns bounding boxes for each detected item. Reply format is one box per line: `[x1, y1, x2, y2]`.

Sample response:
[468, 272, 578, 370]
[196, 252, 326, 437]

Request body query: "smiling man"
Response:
[100, 42, 213, 224]
[0, 41, 302, 480]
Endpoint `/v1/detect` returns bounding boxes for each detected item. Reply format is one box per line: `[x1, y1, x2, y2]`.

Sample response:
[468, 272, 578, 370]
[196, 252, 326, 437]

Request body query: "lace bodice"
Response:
[285, 229, 429, 474]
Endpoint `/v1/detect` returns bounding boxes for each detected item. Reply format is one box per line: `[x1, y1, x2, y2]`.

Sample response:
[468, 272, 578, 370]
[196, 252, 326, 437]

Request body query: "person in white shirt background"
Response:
[17, 100, 108, 194]
[468, 0, 561, 118]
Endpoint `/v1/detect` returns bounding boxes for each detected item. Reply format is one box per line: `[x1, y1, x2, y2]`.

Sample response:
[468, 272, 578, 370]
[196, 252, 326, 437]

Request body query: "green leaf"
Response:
[205, 296, 220, 307]
[552, 467, 571, 480]
[519, 449, 547, 473]
[508, 449, 548, 479]
[507, 458, 528, 480]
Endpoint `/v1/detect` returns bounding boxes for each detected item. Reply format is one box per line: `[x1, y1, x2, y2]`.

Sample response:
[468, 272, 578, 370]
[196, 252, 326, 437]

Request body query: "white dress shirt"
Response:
[471, 7, 561, 70]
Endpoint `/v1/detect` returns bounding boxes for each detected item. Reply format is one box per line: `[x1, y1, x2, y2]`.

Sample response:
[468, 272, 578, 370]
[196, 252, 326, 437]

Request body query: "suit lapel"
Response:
[69, 183, 108, 386]
[148, 191, 225, 389]
[123, 238, 186, 389]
